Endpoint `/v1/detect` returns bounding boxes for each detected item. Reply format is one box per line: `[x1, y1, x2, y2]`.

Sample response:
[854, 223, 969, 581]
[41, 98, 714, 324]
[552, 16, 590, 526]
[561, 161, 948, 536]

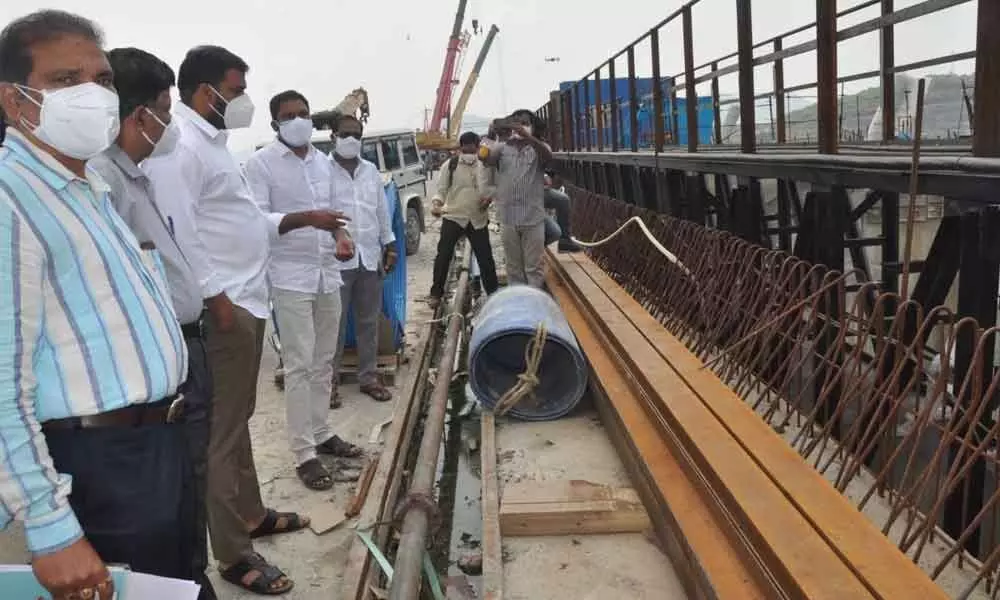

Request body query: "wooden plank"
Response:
[554, 253, 873, 600]
[500, 480, 650, 537]
[481, 412, 503, 600]
[547, 263, 774, 600]
[571, 254, 949, 600]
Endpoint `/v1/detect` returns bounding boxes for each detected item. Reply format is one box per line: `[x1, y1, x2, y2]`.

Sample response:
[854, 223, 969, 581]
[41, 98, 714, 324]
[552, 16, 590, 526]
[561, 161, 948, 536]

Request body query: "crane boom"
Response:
[448, 24, 499, 139]
[429, 0, 468, 133]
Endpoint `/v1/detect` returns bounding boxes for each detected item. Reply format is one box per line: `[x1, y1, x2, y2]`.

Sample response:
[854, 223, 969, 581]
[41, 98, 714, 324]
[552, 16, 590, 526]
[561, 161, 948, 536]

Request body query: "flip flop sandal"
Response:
[249, 508, 311, 539]
[360, 383, 393, 403]
[317, 435, 365, 458]
[219, 553, 293, 596]
[294, 459, 334, 492]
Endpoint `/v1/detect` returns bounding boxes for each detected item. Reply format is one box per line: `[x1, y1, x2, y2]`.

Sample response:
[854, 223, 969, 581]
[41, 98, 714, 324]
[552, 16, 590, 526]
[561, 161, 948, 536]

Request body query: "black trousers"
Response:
[45, 410, 194, 581]
[544, 188, 573, 241]
[45, 334, 216, 600]
[431, 218, 499, 297]
[179, 333, 216, 600]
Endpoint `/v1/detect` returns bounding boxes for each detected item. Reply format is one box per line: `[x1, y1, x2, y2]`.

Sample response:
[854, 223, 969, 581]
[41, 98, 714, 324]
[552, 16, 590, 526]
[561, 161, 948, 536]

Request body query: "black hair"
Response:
[269, 90, 309, 121]
[459, 131, 480, 146]
[0, 10, 104, 85]
[177, 45, 248, 104]
[107, 47, 175, 119]
[509, 108, 546, 138]
[336, 113, 362, 131]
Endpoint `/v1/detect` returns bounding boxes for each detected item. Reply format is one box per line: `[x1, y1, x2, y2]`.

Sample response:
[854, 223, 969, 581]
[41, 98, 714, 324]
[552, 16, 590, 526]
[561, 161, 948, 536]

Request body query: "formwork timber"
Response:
[535, 0, 1000, 581]
[547, 249, 956, 599]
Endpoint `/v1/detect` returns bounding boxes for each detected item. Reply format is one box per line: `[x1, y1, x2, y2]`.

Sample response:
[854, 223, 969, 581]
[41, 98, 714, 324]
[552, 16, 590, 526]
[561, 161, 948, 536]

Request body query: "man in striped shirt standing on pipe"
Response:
[0, 10, 190, 600]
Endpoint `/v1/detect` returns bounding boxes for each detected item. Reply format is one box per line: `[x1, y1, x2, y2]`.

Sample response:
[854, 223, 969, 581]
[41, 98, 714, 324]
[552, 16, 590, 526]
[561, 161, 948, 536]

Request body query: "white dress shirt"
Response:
[245, 141, 344, 294]
[330, 158, 395, 271]
[89, 145, 205, 324]
[143, 102, 272, 319]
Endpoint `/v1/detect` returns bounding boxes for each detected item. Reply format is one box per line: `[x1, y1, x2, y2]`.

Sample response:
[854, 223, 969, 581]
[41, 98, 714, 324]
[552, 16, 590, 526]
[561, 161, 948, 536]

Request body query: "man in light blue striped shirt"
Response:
[0, 10, 187, 600]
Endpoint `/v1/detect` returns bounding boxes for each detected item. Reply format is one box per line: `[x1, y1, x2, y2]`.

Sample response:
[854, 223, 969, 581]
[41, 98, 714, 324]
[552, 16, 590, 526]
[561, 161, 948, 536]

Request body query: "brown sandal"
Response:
[360, 382, 393, 403]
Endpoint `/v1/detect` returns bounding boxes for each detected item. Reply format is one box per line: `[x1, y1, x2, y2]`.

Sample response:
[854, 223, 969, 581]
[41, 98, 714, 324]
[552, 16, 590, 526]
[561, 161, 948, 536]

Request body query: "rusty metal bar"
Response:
[583, 77, 592, 151]
[973, 0, 1000, 158]
[609, 59, 620, 152]
[651, 28, 665, 153]
[595, 68, 605, 152]
[773, 39, 787, 144]
[627, 46, 639, 153]
[735, 0, 756, 153]
[670, 77, 680, 146]
[682, 5, 699, 152]
[880, 0, 896, 143]
[548, 90, 561, 151]
[568, 87, 579, 151]
[389, 252, 470, 600]
[711, 62, 722, 145]
[693, 0, 971, 86]
[817, 0, 839, 154]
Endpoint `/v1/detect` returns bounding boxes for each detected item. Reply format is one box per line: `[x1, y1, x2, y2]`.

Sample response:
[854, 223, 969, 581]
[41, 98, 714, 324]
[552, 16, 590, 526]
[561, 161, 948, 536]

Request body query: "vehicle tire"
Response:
[405, 206, 421, 256]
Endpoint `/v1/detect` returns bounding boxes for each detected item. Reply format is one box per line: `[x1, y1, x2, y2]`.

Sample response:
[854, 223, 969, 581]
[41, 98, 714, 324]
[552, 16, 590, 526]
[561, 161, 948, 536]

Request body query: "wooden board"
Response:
[500, 480, 650, 537]
[481, 412, 503, 600]
[570, 253, 950, 600]
[556, 254, 873, 600]
[547, 264, 774, 600]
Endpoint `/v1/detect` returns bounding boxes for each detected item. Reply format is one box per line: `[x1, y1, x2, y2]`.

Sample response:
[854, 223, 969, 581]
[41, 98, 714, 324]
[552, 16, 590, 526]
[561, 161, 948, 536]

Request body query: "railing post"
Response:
[651, 28, 665, 153]
[609, 59, 620, 151]
[583, 78, 593, 151]
[627, 46, 640, 153]
[816, 0, 838, 154]
[711, 62, 722, 144]
[682, 5, 699, 152]
[773, 39, 787, 144]
[736, 0, 756, 153]
[595, 68, 605, 152]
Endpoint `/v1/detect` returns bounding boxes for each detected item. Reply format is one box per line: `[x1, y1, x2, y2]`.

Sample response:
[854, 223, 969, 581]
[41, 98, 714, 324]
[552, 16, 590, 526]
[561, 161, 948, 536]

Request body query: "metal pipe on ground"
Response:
[389, 249, 471, 600]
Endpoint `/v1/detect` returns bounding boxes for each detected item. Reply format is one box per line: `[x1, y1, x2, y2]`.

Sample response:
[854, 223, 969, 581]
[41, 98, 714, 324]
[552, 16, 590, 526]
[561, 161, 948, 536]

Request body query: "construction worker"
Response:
[244, 90, 362, 492]
[428, 131, 499, 307]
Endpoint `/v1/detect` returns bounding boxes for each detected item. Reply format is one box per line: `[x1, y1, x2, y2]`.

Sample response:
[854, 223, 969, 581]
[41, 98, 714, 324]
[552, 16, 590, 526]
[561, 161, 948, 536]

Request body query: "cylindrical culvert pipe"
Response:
[468, 284, 587, 421]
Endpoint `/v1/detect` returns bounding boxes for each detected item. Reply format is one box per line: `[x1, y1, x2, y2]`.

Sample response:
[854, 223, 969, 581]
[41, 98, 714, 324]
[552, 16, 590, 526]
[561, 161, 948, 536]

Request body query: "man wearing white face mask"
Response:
[244, 90, 363, 492]
[330, 114, 397, 405]
[0, 10, 191, 600]
[143, 45, 303, 596]
[88, 46, 217, 600]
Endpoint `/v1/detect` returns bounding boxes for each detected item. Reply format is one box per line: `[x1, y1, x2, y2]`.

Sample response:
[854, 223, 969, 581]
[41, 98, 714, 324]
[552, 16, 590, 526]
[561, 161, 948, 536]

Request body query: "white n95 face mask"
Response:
[278, 117, 313, 147]
[335, 136, 362, 159]
[17, 82, 120, 160]
[143, 108, 180, 158]
[210, 86, 255, 130]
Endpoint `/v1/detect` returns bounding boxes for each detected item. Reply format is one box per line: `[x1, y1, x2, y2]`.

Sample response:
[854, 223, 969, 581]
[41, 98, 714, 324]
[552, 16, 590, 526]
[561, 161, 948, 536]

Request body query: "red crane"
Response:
[428, 0, 469, 134]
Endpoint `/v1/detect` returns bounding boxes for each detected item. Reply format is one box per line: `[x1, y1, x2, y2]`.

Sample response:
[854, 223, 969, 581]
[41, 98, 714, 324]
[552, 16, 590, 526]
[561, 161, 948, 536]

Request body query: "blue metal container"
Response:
[342, 181, 407, 350]
[468, 285, 588, 421]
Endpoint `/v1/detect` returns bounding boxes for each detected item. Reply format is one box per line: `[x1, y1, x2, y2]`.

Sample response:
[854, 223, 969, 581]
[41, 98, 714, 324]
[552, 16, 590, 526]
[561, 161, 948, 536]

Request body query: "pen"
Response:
[167, 216, 175, 237]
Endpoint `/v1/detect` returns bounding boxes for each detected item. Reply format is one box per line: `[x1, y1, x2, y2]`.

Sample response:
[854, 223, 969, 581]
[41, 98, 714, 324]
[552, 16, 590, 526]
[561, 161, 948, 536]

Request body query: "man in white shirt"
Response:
[245, 90, 365, 492]
[87, 45, 217, 600]
[143, 45, 303, 596]
[330, 115, 397, 404]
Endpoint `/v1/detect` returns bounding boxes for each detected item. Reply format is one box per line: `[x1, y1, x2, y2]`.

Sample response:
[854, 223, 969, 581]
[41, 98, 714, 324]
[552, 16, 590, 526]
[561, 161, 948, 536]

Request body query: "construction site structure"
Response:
[311, 87, 371, 130]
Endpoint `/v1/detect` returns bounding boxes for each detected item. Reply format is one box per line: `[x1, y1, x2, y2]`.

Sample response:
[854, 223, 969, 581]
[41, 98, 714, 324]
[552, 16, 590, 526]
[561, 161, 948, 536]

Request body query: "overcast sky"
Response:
[0, 0, 977, 153]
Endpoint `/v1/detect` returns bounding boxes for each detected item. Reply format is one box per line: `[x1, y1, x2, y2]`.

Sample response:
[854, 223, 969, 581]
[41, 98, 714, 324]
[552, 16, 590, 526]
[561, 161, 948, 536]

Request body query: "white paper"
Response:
[123, 572, 201, 600]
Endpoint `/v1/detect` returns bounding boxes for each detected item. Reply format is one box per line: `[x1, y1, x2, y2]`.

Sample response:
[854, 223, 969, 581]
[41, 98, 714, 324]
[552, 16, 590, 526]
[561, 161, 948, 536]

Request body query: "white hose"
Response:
[570, 216, 693, 278]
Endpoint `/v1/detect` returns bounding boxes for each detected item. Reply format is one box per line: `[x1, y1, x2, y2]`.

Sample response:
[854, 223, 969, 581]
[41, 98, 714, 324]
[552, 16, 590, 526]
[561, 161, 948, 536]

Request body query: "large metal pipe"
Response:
[389, 250, 471, 600]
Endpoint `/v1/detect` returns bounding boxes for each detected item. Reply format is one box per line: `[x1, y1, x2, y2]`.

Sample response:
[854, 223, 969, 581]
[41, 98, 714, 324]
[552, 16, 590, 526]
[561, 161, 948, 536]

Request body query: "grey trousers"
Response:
[335, 266, 384, 387]
[502, 221, 547, 288]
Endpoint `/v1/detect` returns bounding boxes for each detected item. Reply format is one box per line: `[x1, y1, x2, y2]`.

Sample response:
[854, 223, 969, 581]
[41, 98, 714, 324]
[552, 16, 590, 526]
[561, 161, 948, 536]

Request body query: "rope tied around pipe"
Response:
[493, 322, 548, 416]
